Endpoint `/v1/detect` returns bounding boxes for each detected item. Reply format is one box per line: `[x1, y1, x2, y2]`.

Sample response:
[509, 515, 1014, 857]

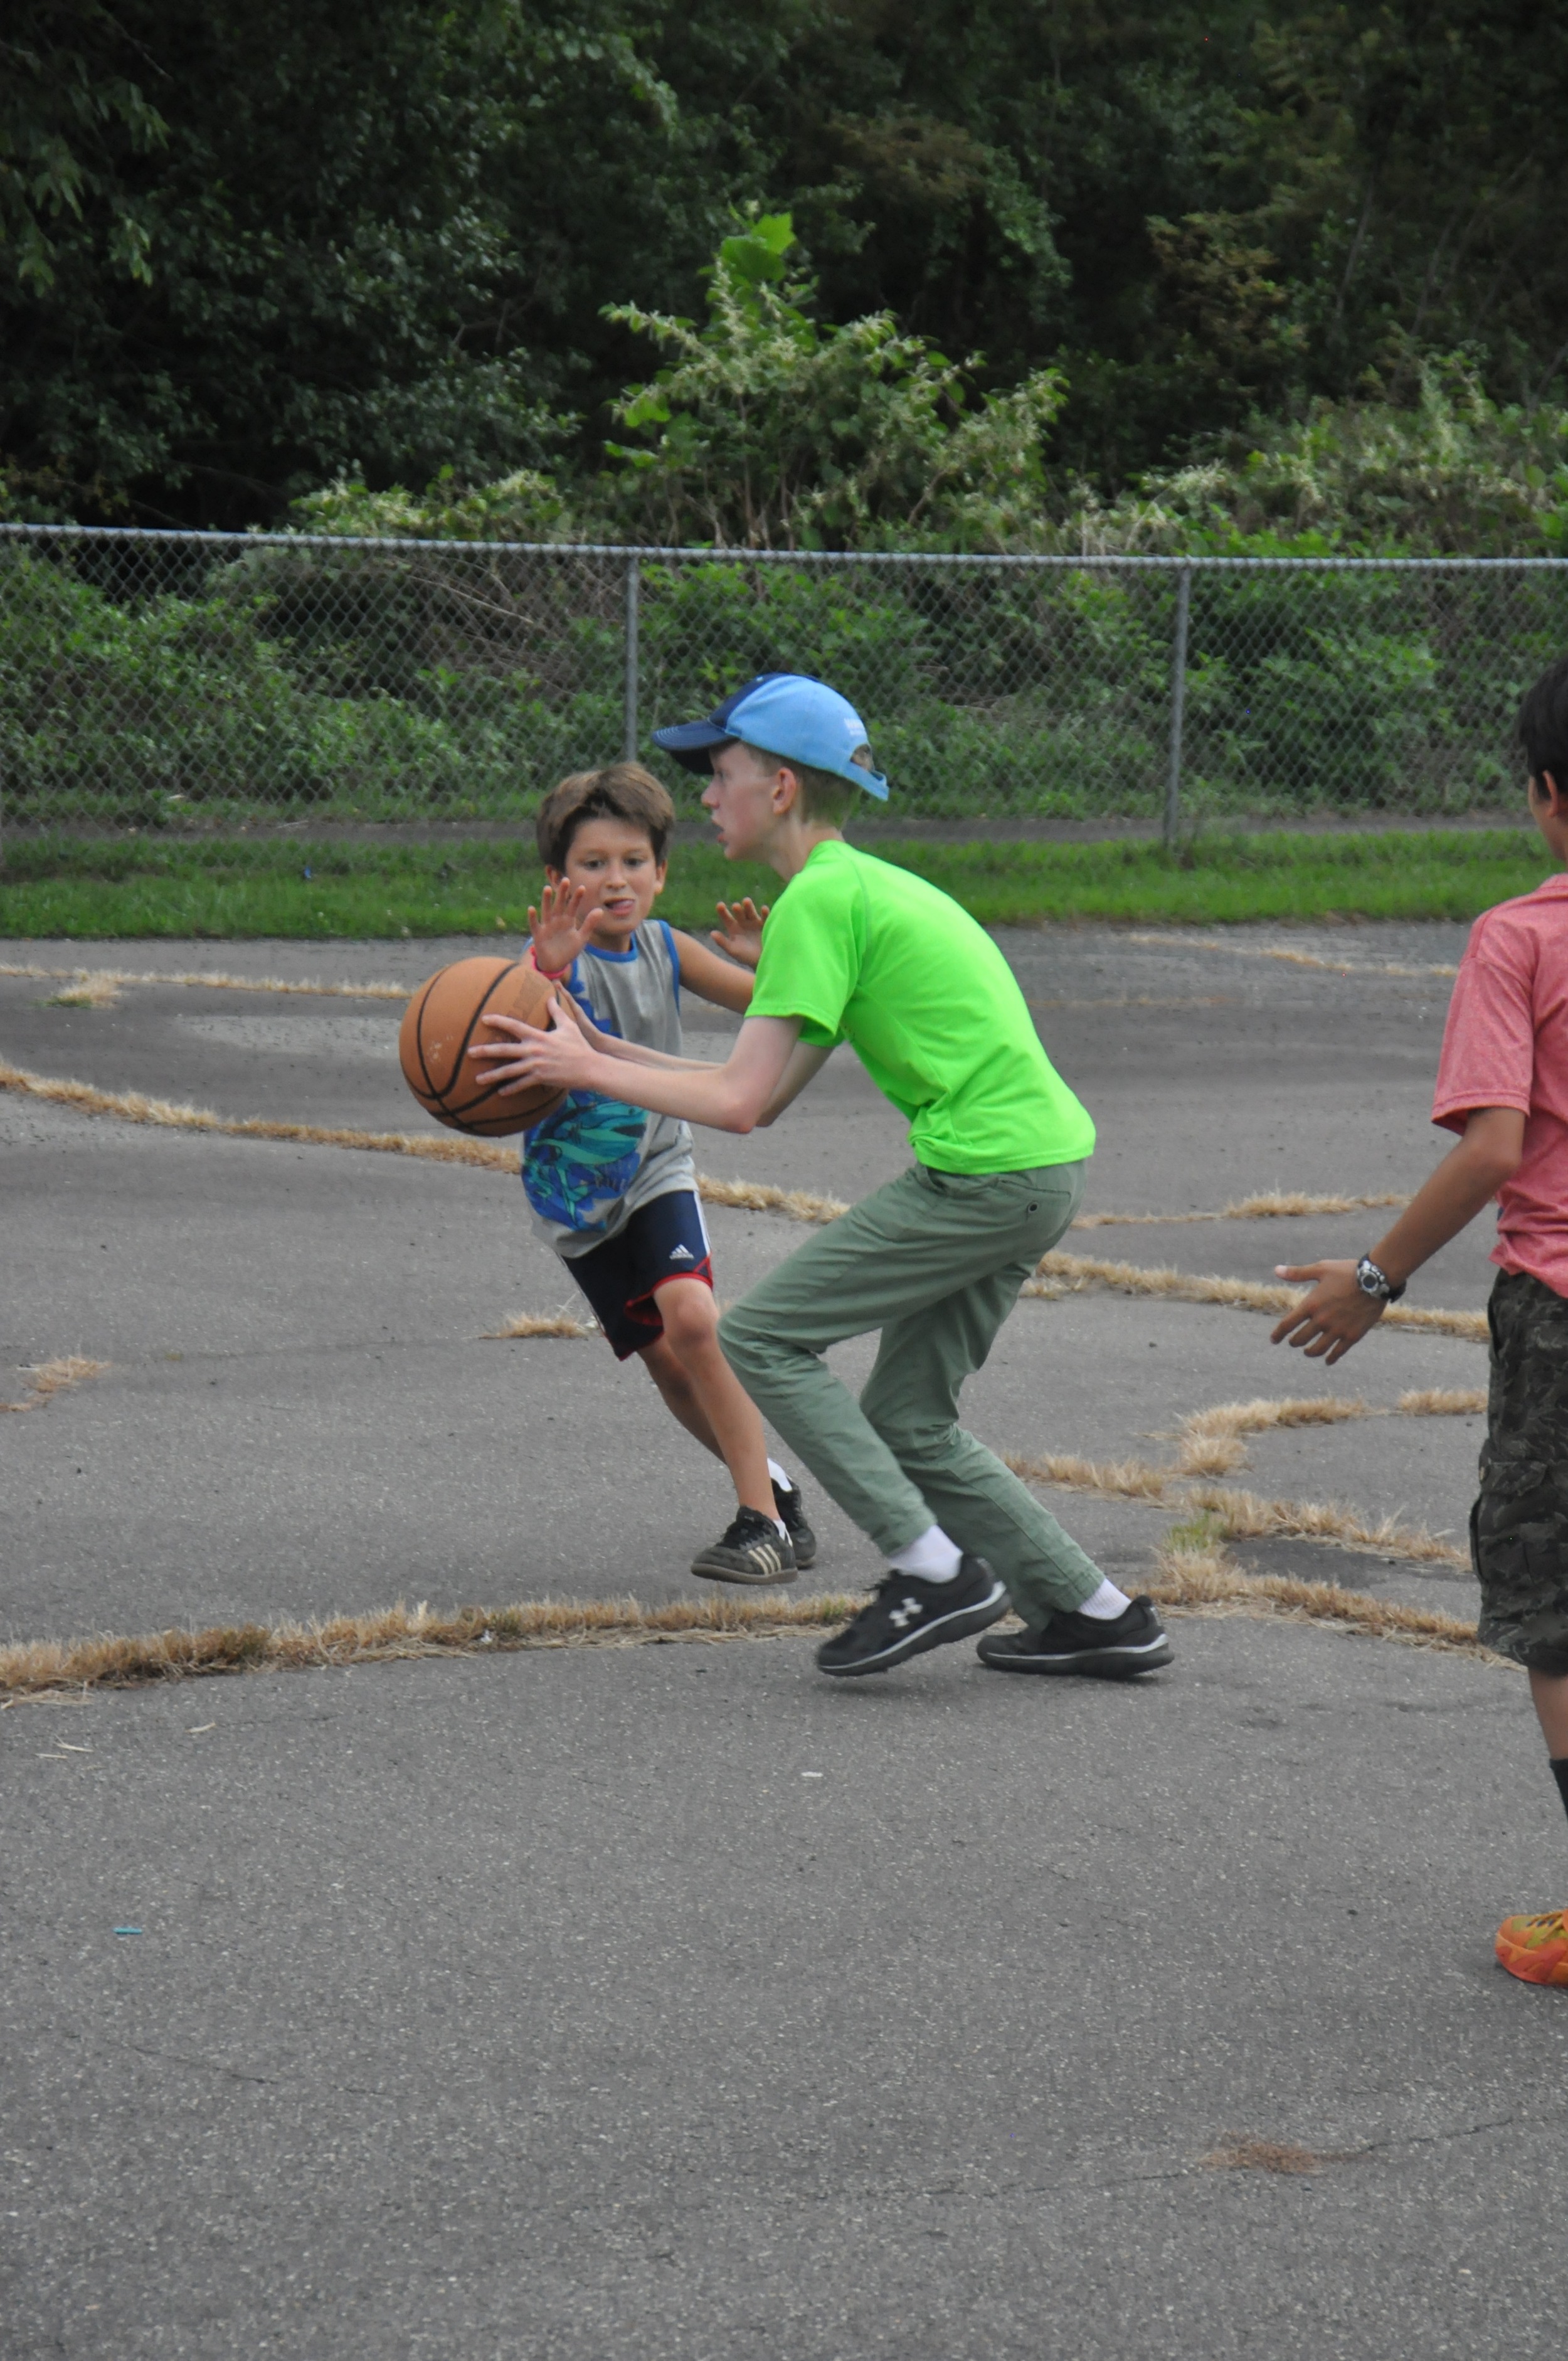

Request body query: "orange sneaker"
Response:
[1495, 1907, 1568, 1986]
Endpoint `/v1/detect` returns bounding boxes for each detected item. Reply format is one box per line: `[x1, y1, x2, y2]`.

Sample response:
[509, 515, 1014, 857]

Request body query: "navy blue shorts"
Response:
[564, 1189, 714, 1360]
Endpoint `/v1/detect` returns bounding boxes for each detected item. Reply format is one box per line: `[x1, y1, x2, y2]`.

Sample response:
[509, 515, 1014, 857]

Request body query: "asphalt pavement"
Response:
[4, 918, 1562, 2359]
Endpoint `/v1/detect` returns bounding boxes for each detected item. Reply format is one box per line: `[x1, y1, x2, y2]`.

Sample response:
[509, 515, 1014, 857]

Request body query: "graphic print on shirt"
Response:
[522, 980, 647, 1233]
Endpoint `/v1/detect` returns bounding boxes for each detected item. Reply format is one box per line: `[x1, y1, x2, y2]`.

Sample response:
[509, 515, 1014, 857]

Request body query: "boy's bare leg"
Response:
[638, 1278, 776, 1519]
[1528, 1669, 1568, 1756]
[638, 1334, 723, 1456]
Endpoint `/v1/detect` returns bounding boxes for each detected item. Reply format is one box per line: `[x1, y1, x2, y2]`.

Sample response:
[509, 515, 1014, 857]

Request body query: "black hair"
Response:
[1516, 655, 1568, 796]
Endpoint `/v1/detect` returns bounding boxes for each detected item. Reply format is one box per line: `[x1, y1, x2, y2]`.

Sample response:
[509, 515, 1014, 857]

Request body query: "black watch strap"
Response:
[1356, 1255, 1406, 1305]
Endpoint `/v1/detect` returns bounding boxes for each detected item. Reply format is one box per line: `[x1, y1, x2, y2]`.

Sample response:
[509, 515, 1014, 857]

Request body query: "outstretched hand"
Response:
[527, 879, 605, 977]
[1269, 1260, 1385, 1365]
[468, 994, 599, 1098]
[711, 896, 770, 970]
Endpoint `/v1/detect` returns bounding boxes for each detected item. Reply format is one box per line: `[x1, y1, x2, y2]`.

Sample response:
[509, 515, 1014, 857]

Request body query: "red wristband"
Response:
[529, 950, 572, 982]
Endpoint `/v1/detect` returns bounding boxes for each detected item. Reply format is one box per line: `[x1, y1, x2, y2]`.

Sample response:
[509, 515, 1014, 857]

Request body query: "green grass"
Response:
[0, 828, 1551, 938]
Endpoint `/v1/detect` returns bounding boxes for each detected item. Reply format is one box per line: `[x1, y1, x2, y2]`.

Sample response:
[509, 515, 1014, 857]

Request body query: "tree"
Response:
[602, 213, 1064, 548]
[4, 0, 1568, 526]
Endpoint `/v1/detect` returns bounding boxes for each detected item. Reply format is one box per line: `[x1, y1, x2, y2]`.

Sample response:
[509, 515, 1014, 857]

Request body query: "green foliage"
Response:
[0, 829, 1549, 940]
[1086, 366, 1568, 557]
[8, 517, 1562, 829]
[0, 4, 167, 297]
[601, 212, 1064, 550]
[290, 469, 578, 546]
[6, 1, 1568, 527]
[0, 542, 624, 825]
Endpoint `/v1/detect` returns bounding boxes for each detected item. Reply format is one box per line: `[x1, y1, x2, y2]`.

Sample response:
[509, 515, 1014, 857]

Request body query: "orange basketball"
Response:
[399, 956, 568, 1137]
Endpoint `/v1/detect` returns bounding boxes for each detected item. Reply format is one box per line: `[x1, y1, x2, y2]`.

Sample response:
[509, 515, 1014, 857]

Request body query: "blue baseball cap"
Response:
[652, 672, 889, 799]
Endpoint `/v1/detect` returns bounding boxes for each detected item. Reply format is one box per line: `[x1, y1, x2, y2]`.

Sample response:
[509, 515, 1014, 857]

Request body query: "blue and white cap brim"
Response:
[652, 672, 889, 798]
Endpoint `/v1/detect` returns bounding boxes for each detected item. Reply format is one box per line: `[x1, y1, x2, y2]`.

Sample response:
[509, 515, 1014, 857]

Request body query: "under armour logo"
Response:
[668, 1244, 694, 1261]
[888, 1596, 922, 1630]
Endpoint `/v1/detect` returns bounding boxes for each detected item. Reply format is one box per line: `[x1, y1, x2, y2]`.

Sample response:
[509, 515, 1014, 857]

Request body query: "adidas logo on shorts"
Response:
[668, 1244, 694, 1261]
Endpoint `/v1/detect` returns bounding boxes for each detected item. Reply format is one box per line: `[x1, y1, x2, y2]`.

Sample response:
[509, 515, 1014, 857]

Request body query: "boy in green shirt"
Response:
[472, 674, 1172, 1681]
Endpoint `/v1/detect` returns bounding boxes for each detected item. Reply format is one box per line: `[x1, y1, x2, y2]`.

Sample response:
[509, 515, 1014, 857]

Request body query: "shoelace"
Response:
[724, 1512, 787, 1565]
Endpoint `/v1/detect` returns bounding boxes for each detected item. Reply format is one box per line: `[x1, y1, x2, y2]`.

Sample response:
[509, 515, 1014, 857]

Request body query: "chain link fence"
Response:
[3, 523, 1565, 838]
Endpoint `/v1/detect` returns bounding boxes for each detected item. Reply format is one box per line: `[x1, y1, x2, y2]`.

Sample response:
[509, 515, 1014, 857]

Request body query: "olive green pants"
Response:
[718, 1160, 1104, 1624]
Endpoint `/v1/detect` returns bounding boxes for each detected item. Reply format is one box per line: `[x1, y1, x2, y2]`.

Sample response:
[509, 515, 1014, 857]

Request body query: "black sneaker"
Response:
[772, 1478, 817, 1569]
[817, 1554, 1008, 1679]
[691, 1508, 797, 1586]
[977, 1595, 1172, 1678]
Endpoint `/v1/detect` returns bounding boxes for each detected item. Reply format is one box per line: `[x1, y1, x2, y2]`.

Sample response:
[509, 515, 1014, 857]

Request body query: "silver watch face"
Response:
[1355, 1260, 1387, 1298]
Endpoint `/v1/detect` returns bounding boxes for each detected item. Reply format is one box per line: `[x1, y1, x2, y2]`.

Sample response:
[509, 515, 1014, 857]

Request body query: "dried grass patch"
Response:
[0, 1589, 863, 1702]
[1004, 1448, 1173, 1500]
[0, 1058, 519, 1169]
[0, 961, 405, 1001]
[1184, 1481, 1467, 1565]
[1025, 1248, 1486, 1340]
[1, 1355, 108, 1414]
[1199, 2136, 1352, 2175]
[1009, 1391, 1480, 1573]
[44, 972, 122, 1008]
[1075, 1189, 1409, 1228]
[484, 1311, 598, 1340]
[696, 1175, 849, 1224]
[1397, 1386, 1488, 1416]
[1175, 1394, 1370, 1475]
[1151, 1537, 1494, 1658]
[1173, 1387, 1486, 1474]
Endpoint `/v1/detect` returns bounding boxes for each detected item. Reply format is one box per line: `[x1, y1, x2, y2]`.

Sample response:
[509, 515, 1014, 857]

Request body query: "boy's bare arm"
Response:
[1271, 1105, 1525, 1364]
[756, 1037, 833, 1125]
[532, 992, 724, 1074]
[470, 1006, 805, 1133]
[672, 928, 755, 1015]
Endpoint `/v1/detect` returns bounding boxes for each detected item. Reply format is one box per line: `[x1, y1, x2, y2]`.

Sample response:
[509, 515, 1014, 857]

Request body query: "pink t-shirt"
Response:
[1432, 871, 1568, 1295]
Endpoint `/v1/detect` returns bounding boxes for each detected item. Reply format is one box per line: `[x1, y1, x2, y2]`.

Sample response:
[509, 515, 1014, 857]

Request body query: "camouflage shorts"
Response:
[1473, 1268, 1568, 1672]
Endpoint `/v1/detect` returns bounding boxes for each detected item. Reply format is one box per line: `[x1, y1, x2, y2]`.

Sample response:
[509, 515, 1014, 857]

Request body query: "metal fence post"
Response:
[623, 555, 640, 761]
[1163, 562, 1192, 850]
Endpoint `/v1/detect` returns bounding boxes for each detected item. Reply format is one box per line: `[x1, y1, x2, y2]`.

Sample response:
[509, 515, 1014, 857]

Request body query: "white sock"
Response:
[887, 1524, 963, 1583]
[766, 1458, 793, 1495]
[1078, 1576, 1132, 1621]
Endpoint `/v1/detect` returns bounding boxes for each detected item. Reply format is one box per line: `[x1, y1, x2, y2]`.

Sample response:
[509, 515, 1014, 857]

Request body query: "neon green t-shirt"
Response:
[747, 841, 1094, 1174]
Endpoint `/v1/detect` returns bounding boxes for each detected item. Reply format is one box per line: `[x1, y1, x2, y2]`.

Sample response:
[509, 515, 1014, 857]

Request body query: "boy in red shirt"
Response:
[1273, 652, 1568, 1986]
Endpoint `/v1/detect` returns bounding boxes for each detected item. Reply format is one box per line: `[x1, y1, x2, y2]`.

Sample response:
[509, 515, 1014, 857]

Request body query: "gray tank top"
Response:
[520, 919, 696, 1255]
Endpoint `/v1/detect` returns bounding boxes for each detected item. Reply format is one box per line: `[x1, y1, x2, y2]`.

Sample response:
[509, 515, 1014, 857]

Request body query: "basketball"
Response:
[399, 955, 568, 1137]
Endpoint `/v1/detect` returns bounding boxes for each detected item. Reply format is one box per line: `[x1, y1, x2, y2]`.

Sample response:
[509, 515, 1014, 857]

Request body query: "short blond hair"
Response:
[739, 743, 862, 827]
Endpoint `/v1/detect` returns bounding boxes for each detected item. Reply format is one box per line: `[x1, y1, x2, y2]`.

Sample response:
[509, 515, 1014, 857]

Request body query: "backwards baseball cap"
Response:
[651, 672, 889, 800]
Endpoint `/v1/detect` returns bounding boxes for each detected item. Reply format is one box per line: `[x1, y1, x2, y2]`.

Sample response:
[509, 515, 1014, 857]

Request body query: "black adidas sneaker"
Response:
[772, 1478, 817, 1569]
[977, 1595, 1172, 1678]
[816, 1554, 1008, 1678]
[691, 1508, 796, 1586]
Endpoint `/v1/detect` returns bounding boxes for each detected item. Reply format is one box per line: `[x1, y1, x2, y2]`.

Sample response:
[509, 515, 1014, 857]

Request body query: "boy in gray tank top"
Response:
[517, 764, 815, 1584]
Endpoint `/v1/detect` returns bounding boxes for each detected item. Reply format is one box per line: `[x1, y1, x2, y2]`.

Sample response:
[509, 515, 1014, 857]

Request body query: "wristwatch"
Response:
[1355, 1255, 1406, 1305]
